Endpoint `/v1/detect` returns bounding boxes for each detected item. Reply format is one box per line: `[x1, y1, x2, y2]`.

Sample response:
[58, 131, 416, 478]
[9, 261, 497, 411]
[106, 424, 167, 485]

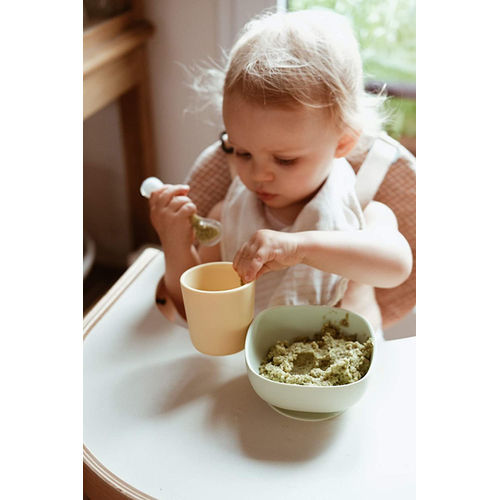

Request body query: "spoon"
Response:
[140, 177, 222, 246]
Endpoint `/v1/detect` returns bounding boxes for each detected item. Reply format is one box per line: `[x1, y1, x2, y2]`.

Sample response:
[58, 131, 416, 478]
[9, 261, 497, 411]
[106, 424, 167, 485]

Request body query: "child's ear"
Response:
[334, 131, 360, 158]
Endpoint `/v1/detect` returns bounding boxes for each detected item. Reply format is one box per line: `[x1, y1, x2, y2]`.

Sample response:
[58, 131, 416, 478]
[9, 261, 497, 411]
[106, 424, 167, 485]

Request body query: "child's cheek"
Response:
[236, 167, 252, 189]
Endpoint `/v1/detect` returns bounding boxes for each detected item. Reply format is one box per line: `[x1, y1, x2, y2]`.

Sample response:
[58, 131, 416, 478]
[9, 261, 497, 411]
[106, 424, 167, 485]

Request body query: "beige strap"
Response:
[355, 137, 399, 209]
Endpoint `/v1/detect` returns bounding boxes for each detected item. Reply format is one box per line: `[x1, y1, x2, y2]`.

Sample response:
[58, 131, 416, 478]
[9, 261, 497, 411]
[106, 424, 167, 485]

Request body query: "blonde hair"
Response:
[191, 8, 386, 148]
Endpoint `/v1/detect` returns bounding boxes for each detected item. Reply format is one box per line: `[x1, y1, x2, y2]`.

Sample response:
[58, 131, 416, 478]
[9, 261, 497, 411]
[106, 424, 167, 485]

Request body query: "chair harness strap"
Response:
[355, 137, 400, 210]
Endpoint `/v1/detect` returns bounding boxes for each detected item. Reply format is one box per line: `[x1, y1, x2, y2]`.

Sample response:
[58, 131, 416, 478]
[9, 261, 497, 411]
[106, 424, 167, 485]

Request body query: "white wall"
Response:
[84, 0, 274, 266]
[144, 0, 220, 185]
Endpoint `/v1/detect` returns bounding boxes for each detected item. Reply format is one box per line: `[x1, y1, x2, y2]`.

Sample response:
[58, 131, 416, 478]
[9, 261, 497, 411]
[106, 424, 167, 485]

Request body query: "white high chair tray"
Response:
[84, 249, 415, 500]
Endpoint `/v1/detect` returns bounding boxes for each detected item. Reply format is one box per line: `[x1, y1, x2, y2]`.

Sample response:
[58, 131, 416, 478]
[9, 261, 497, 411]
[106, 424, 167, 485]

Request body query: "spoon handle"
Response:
[140, 177, 164, 199]
[140, 177, 222, 247]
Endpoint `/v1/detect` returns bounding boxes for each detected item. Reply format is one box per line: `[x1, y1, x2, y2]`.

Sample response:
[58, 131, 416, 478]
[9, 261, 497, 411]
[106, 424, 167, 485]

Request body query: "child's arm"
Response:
[149, 184, 201, 318]
[233, 201, 413, 287]
[150, 190, 223, 319]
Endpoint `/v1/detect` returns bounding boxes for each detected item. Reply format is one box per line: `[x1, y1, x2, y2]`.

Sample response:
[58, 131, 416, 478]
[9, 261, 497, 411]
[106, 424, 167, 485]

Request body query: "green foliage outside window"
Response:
[288, 0, 416, 142]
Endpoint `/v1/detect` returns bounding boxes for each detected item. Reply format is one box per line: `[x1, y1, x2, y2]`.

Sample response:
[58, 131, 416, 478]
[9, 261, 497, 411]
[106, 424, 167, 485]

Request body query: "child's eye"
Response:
[235, 151, 251, 160]
[274, 157, 297, 166]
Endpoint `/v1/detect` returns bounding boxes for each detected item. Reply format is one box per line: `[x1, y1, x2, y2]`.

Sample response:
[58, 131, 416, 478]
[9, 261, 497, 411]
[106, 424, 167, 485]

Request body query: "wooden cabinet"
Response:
[84, 1, 157, 248]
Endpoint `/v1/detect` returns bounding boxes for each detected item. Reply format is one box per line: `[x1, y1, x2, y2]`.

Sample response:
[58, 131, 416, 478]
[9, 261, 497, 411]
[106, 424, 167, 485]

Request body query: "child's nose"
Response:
[251, 161, 274, 182]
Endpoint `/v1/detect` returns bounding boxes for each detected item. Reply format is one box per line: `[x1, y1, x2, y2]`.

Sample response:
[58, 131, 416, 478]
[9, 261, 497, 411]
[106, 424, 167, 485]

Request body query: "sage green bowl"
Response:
[245, 306, 376, 416]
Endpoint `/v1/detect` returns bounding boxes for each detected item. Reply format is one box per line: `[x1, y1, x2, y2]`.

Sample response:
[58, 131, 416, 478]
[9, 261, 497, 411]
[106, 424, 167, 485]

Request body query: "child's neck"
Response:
[265, 204, 300, 227]
[266, 197, 310, 226]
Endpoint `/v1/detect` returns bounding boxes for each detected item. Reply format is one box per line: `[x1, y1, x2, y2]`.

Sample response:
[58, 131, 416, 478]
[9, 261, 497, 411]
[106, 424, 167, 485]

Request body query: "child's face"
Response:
[223, 92, 343, 217]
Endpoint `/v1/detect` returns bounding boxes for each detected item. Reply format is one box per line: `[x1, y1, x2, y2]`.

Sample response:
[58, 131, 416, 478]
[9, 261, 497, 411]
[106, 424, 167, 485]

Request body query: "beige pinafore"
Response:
[220, 158, 365, 315]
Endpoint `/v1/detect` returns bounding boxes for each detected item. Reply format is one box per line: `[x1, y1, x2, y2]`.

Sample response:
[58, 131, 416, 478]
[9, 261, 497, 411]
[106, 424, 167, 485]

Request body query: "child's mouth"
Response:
[256, 191, 277, 202]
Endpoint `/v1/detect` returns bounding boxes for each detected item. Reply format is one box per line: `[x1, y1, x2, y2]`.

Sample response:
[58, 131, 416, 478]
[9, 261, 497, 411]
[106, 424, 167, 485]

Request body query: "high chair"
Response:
[83, 133, 416, 499]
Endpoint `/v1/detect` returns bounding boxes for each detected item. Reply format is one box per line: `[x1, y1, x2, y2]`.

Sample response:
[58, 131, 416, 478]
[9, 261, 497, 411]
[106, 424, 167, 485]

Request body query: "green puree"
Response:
[190, 214, 220, 243]
[195, 224, 219, 242]
[259, 322, 373, 386]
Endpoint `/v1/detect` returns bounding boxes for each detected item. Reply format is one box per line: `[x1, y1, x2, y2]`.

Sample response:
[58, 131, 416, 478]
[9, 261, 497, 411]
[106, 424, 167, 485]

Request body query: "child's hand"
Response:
[233, 230, 303, 283]
[149, 184, 197, 252]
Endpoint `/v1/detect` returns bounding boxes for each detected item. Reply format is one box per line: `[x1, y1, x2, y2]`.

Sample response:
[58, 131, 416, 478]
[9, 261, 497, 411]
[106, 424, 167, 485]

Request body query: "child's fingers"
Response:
[234, 245, 269, 282]
[232, 250, 245, 280]
[176, 202, 197, 217]
[149, 184, 189, 208]
[169, 195, 194, 213]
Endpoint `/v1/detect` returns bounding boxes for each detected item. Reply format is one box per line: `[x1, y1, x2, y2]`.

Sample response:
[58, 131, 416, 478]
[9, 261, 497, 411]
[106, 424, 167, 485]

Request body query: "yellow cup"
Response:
[180, 262, 255, 356]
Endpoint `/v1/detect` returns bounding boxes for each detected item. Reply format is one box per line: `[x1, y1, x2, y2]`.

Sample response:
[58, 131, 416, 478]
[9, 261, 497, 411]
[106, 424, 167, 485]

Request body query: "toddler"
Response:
[148, 9, 413, 330]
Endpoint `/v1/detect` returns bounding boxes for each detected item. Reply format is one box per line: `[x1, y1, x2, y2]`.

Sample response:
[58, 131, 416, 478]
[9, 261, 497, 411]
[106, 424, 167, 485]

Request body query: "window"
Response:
[287, 0, 416, 154]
